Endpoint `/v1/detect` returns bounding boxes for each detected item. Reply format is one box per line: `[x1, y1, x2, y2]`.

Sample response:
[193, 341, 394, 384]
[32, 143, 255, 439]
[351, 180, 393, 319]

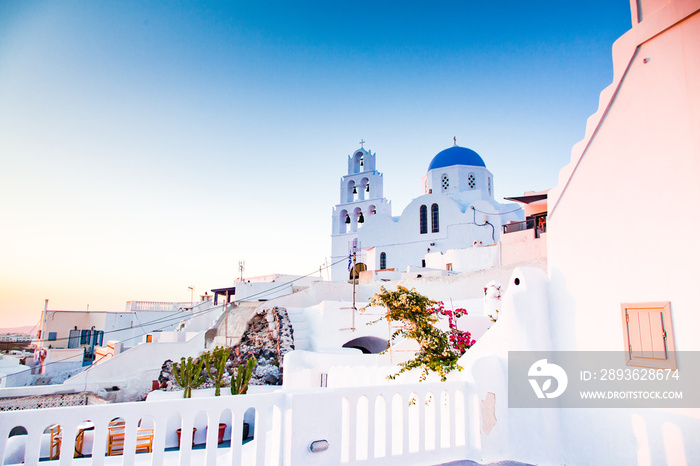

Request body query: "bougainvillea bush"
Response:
[363, 286, 475, 382]
[436, 304, 476, 355]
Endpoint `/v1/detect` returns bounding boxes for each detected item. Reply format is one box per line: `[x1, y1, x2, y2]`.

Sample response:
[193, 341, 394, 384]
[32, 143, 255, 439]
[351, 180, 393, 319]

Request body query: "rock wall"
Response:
[158, 306, 295, 391]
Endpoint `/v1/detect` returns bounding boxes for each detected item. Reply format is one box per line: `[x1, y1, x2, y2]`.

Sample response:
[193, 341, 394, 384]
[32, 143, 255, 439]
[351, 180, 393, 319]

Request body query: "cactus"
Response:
[231, 357, 257, 395]
[204, 346, 230, 396]
[173, 356, 206, 398]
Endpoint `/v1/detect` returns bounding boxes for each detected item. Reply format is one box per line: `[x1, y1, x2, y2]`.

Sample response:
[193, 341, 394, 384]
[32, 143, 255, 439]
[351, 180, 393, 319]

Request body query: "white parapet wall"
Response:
[234, 274, 325, 302]
[0, 380, 478, 466]
[425, 244, 500, 274]
[35, 348, 84, 376]
[61, 331, 206, 401]
[283, 349, 383, 389]
[0, 356, 32, 388]
[499, 230, 547, 266]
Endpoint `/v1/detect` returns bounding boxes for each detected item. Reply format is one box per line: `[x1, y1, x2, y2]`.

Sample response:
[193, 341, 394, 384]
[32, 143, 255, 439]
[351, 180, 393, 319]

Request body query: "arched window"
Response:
[431, 204, 439, 233]
[380, 252, 387, 270]
[468, 173, 476, 189]
[419, 205, 428, 234]
[488, 177, 491, 196]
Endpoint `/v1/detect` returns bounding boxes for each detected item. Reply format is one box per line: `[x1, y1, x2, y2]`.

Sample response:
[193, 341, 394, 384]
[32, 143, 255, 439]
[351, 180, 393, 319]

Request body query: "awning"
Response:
[211, 287, 236, 305]
[504, 193, 548, 204]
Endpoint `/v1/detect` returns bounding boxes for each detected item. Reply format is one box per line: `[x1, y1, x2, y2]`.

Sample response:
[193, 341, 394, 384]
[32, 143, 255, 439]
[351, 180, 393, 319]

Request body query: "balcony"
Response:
[502, 215, 546, 238]
[0, 381, 478, 465]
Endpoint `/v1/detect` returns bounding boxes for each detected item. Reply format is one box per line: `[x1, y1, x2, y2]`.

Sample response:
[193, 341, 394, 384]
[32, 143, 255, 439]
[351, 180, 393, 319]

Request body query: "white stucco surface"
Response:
[330, 145, 523, 281]
[452, 2, 700, 464]
[0, 356, 32, 388]
[62, 332, 206, 401]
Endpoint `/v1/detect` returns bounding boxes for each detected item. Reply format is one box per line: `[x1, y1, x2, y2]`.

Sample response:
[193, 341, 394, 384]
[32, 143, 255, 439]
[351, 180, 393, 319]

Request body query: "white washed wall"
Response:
[61, 332, 206, 401]
[0, 382, 479, 466]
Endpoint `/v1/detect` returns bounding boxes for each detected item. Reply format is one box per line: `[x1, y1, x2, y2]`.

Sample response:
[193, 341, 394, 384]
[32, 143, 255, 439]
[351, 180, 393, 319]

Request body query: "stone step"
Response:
[292, 336, 311, 351]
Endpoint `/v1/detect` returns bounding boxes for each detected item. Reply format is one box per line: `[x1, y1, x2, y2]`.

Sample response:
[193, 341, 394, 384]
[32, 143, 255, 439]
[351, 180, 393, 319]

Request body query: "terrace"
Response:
[0, 381, 477, 465]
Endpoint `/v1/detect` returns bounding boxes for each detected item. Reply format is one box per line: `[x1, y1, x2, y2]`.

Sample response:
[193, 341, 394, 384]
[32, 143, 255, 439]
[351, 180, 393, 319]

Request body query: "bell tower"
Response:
[331, 142, 391, 281]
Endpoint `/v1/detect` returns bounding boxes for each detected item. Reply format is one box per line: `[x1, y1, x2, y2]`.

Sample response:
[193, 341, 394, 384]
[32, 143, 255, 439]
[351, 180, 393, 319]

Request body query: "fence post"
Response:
[288, 389, 341, 466]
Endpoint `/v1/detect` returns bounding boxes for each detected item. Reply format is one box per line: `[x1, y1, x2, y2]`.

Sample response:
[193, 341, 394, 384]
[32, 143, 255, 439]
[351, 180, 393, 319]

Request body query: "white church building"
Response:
[331, 143, 524, 281]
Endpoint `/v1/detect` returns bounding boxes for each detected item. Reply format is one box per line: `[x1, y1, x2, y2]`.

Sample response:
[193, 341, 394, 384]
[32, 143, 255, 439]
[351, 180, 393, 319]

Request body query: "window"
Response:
[431, 204, 439, 233]
[80, 329, 91, 345]
[446, 263, 453, 271]
[468, 173, 476, 189]
[420, 205, 428, 234]
[441, 174, 449, 192]
[621, 302, 676, 369]
[380, 252, 387, 270]
[93, 330, 104, 347]
[68, 329, 80, 348]
[48, 332, 57, 341]
[488, 177, 491, 195]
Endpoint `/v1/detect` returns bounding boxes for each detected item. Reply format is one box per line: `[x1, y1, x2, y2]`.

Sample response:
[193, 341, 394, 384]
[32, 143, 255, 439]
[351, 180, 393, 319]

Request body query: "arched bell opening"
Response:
[360, 177, 370, 201]
[347, 180, 357, 202]
[339, 209, 350, 234]
[353, 207, 364, 231]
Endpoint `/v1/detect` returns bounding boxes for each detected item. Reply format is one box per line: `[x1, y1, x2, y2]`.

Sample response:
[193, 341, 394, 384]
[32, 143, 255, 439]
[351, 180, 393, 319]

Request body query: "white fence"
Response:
[338, 383, 478, 465]
[0, 382, 478, 466]
[125, 302, 192, 312]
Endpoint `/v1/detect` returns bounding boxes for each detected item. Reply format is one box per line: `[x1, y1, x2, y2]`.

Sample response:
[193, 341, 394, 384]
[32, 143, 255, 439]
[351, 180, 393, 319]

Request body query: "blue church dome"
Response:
[428, 146, 486, 171]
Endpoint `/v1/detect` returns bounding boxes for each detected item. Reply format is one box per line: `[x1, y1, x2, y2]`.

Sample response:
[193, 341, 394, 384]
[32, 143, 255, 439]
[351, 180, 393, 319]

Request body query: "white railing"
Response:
[0, 392, 286, 466]
[125, 302, 192, 312]
[0, 382, 478, 466]
[339, 383, 477, 465]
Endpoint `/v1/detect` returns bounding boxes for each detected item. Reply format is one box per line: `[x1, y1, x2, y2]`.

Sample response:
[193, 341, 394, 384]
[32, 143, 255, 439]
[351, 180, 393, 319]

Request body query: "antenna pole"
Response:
[351, 247, 357, 331]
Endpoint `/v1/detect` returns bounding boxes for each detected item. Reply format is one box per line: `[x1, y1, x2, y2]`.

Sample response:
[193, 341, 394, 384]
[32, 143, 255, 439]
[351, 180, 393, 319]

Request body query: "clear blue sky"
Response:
[0, 1, 632, 327]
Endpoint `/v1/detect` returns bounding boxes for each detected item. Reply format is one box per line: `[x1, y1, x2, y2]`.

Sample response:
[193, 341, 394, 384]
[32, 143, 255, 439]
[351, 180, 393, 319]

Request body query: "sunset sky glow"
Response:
[0, 1, 631, 328]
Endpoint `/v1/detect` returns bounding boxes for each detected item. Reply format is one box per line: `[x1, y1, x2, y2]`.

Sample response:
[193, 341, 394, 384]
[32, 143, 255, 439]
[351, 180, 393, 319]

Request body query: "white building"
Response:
[0, 355, 31, 388]
[233, 274, 324, 303]
[458, 0, 700, 463]
[2, 1, 698, 464]
[331, 143, 523, 281]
